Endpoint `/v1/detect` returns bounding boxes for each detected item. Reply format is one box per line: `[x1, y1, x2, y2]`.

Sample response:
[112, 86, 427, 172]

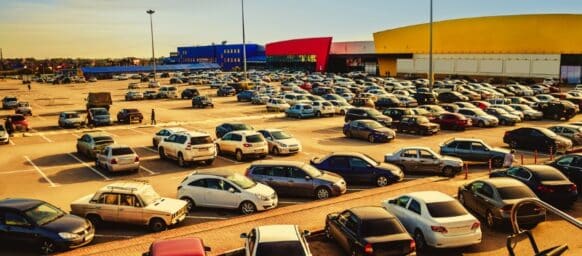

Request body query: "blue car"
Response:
[217, 86, 236, 96]
[237, 90, 257, 102]
[285, 103, 315, 119]
[310, 152, 404, 187]
[343, 120, 396, 143]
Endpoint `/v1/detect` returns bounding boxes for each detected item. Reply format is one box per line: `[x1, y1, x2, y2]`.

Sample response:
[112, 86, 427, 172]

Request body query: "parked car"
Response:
[143, 90, 158, 99]
[536, 101, 577, 120]
[548, 124, 582, 145]
[128, 82, 140, 89]
[158, 86, 178, 99]
[158, 131, 216, 167]
[148, 81, 160, 88]
[14, 102, 32, 115]
[240, 225, 311, 256]
[216, 131, 268, 161]
[490, 165, 578, 207]
[418, 104, 448, 116]
[382, 107, 415, 127]
[509, 104, 543, 120]
[8, 114, 30, 132]
[217, 85, 236, 96]
[0, 198, 95, 254]
[385, 147, 463, 177]
[143, 238, 211, 256]
[191, 95, 214, 108]
[489, 104, 525, 119]
[437, 91, 469, 103]
[266, 98, 290, 112]
[70, 182, 188, 232]
[343, 119, 396, 143]
[116, 108, 143, 124]
[285, 103, 315, 119]
[458, 178, 546, 228]
[439, 103, 460, 113]
[432, 112, 472, 131]
[236, 90, 257, 102]
[414, 92, 438, 105]
[169, 77, 183, 84]
[247, 160, 346, 199]
[125, 91, 144, 101]
[257, 129, 302, 155]
[547, 153, 582, 193]
[95, 145, 140, 173]
[396, 116, 440, 135]
[382, 191, 482, 250]
[375, 96, 404, 109]
[329, 100, 353, 115]
[325, 206, 415, 256]
[181, 88, 200, 99]
[58, 111, 84, 128]
[311, 100, 335, 117]
[0, 125, 9, 144]
[439, 138, 509, 167]
[310, 152, 404, 187]
[76, 132, 115, 159]
[152, 127, 187, 148]
[485, 108, 521, 126]
[345, 107, 392, 127]
[251, 94, 269, 105]
[503, 127, 572, 153]
[215, 122, 253, 139]
[87, 108, 112, 127]
[2, 96, 18, 109]
[178, 170, 277, 214]
[456, 108, 499, 127]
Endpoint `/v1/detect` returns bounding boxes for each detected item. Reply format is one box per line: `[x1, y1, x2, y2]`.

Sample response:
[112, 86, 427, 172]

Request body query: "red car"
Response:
[471, 100, 491, 110]
[144, 238, 211, 256]
[432, 112, 472, 131]
[299, 82, 312, 92]
[9, 114, 29, 131]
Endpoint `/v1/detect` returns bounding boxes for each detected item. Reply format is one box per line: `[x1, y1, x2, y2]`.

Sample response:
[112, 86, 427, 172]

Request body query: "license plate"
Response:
[199, 148, 209, 151]
[255, 149, 263, 153]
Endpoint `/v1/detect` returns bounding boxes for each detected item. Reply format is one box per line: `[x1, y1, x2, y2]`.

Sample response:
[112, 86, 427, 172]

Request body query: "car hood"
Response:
[442, 155, 464, 165]
[372, 127, 395, 135]
[317, 171, 345, 183]
[145, 198, 187, 213]
[276, 138, 300, 146]
[43, 214, 89, 233]
[364, 233, 412, 244]
[246, 182, 276, 196]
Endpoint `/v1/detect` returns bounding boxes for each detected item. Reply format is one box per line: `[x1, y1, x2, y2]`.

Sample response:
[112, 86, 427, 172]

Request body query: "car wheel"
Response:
[442, 166, 455, 177]
[181, 197, 195, 212]
[376, 175, 390, 187]
[178, 153, 186, 167]
[86, 214, 102, 227]
[492, 157, 504, 168]
[478, 121, 485, 127]
[235, 150, 244, 162]
[239, 201, 257, 215]
[152, 139, 158, 148]
[205, 158, 215, 165]
[486, 210, 497, 228]
[159, 147, 167, 160]
[39, 239, 57, 254]
[149, 218, 167, 232]
[316, 111, 321, 117]
[297, 114, 302, 119]
[500, 119, 506, 126]
[315, 187, 331, 200]
[272, 147, 280, 156]
[414, 230, 427, 251]
[368, 135, 375, 143]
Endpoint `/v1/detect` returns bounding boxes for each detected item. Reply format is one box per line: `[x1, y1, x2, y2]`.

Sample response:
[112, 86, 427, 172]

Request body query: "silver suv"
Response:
[158, 131, 216, 167]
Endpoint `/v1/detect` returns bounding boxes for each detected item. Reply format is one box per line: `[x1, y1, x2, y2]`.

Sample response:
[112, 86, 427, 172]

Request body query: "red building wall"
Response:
[265, 37, 333, 72]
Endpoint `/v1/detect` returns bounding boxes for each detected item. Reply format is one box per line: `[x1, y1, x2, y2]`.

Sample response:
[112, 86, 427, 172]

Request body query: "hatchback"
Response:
[216, 131, 268, 161]
[95, 145, 140, 173]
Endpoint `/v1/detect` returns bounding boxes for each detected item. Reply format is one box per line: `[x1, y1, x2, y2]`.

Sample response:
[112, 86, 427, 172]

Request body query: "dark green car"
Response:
[439, 138, 509, 167]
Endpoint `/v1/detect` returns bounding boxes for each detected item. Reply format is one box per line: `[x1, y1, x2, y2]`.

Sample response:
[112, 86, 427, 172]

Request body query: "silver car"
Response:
[95, 145, 140, 172]
[384, 146, 464, 177]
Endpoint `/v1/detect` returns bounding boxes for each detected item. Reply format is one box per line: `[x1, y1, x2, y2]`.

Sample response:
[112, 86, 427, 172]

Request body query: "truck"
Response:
[86, 92, 112, 110]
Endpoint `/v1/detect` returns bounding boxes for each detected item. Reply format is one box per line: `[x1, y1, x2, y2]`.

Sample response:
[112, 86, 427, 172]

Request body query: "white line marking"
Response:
[140, 166, 158, 175]
[185, 216, 228, 220]
[0, 169, 36, 175]
[9, 139, 15, 146]
[24, 156, 57, 187]
[218, 156, 240, 164]
[93, 234, 135, 239]
[67, 153, 111, 180]
[129, 128, 148, 135]
[71, 133, 80, 138]
[346, 188, 366, 191]
[40, 134, 53, 143]
[141, 146, 158, 154]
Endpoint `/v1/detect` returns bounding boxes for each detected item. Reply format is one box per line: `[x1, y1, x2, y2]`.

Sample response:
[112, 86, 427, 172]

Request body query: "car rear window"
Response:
[256, 241, 306, 256]
[191, 136, 213, 145]
[534, 170, 566, 181]
[231, 124, 251, 130]
[5, 97, 17, 101]
[361, 218, 406, 237]
[111, 147, 134, 155]
[498, 186, 535, 200]
[426, 201, 467, 218]
[246, 134, 264, 143]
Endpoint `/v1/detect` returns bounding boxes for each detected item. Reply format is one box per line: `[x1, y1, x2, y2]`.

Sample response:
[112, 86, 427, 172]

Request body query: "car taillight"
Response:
[409, 239, 416, 252]
[537, 185, 555, 193]
[568, 184, 577, 192]
[134, 156, 139, 162]
[471, 221, 481, 230]
[364, 243, 373, 255]
[243, 143, 252, 147]
[185, 143, 191, 150]
[110, 158, 117, 164]
[430, 226, 447, 233]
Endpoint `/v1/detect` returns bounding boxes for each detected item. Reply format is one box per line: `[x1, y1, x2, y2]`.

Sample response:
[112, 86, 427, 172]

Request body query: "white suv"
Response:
[158, 131, 216, 167]
[311, 100, 335, 117]
[215, 131, 268, 161]
[177, 170, 278, 214]
[158, 86, 178, 99]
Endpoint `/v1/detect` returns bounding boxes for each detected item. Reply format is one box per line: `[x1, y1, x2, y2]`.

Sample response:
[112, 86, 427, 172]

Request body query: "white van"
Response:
[159, 86, 178, 99]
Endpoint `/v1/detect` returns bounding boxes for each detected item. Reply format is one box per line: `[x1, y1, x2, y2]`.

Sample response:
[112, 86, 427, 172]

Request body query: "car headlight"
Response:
[59, 232, 81, 240]
[256, 194, 269, 201]
[277, 141, 288, 147]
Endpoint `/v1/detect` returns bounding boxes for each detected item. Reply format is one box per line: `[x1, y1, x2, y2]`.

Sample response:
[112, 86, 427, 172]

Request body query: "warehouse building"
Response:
[176, 43, 265, 71]
[373, 14, 582, 83]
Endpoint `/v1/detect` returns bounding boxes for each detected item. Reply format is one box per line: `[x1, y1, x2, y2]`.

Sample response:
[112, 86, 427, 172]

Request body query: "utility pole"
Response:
[241, 0, 247, 80]
[428, 0, 434, 91]
[146, 9, 157, 81]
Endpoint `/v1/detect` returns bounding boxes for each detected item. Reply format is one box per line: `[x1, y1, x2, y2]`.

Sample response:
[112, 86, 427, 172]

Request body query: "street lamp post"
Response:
[241, 0, 247, 80]
[146, 9, 157, 82]
[428, 0, 434, 91]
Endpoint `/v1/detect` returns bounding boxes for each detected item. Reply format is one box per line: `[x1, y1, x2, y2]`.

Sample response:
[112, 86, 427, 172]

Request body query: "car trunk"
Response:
[367, 233, 413, 255]
[433, 214, 477, 237]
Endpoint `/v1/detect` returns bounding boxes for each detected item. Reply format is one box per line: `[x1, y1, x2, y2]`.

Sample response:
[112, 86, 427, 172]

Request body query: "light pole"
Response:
[241, 0, 247, 80]
[428, 0, 434, 91]
[146, 9, 157, 81]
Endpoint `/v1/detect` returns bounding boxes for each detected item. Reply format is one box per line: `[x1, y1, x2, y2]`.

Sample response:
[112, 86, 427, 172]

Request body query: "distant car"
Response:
[418, 104, 448, 116]
[251, 93, 269, 105]
[311, 100, 335, 117]
[266, 98, 290, 112]
[503, 127, 572, 153]
[343, 119, 396, 143]
[0, 125, 9, 144]
[158, 131, 216, 167]
[76, 133, 115, 159]
[247, 160, 346, 199]
[485, 108, 521, 126]
[457, 108, 498, 128]
[509, 104, 543, 120]
[58, 111, 84, 128]
[217, 85, 236, 96]
[191, 95, 214, 108]
[216, 131, 268, 161]
[240, 225, 311, 256]
[458, 178, 546, 228]
[382, 107, 415, 127]
[432, 112, 471, 131]
[2, 96, 18, 109]
[285, 103, 315, 119]
[178, 170, 277, 214]
[181, 88, 200, 99]
[8, 114, 29, 132]
[439, 103, 460, 113]
[396, 115, 440, 136]
[215, 122, 253, 139]
[148, 81, 160, 88]
[382, 191, 482, 250]
[325, 206, 415, 256]
[169, 77, 183, 84]
[158, 86, 178, 99]
[117, 108, 143, 124]
[257, 129, 302, 155]
[536, 101, 577, 120]
[490, 165, 578, 206]
[345, 107, 392, 127]
[0, 198, 94, 254]
[490, 104, 525, 119]
[14, 101, 32, 115]
[548, 124, 582, 145]
[437, 91, 469, 103]
[310, 152, 404, 187]
[414, 92, 438, 105]
[439, 138, 509, 167]
[237, 90, 258, 102]
[95, 145, 140, 173]
[144, 238, 211, 256]
[87, 108, 112, 126]
[143, 90, 158, 99]
[329, 100, 353, 115]
[385, 147, 463, 177]
[125, 91, 144, 101]
[547, 153, 582, 193]
[152, 127, 187, 148]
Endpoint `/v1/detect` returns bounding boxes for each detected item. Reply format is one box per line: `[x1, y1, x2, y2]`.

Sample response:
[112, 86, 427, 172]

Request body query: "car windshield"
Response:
[271, 131, 292, 140]
[227, 173, 257, 189]
[303, 164, 323, 177]
[256, 241, 306, 256]
[94, 136, 114, 144]
[361, 218, 406, 237]
[426, 201, 467, 218]
[65, 113, 80, 119]
[24, 203, 65, 226]
[5, 97, 17, 102]
[231, 123, 252, 131]
[92, 109, 108, 115]
[498, 186, 535, 200]
[140, 186, 162, 206]
[246, 134, 264, 143]
[191, 136, 213, 145]
[10, 115, 25, 121]
[111, 147, 134, 155]
[534, 170, 567, 181]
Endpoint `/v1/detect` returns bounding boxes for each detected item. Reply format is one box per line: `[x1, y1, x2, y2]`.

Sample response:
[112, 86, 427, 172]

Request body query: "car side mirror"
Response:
[305, 176, 312, 180]
[388, 199, 397, 204]
[240, 233, 248, 239]
[228, 188, 236, 193]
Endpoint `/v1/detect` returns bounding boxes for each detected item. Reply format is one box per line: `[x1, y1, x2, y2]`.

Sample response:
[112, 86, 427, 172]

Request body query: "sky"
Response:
[0, 0, 581, 59]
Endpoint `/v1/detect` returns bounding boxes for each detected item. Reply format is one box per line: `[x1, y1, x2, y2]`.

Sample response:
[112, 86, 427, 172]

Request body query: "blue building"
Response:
[176, 44, 265, 71]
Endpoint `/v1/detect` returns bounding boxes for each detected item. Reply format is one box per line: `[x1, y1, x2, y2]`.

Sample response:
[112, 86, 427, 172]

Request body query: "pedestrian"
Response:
[503, 149, 516, 168]
[5, 117, 14, 137]
[27, 82, 31, 91]
[151, 109, 156, 125]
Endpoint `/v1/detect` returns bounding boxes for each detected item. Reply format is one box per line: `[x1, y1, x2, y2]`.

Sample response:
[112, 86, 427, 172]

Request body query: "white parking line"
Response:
[93, 234, 135, 239]
[24, 156, 58, 187]
[35, 115, 47, 121]
[30, 130, 54, 143]
[218, 156, 240, 164]
[141, 146, 158, 154]
[9, 139, 15, 146]
[0, 169, 36, 175]
[346, 188, 366, 192]
[185, 216, 228, 220]
[139, 166, 158, 175]
[129, 128, 149, 135]
[71, 133, 80, 138]
[67, 153, 111, 181]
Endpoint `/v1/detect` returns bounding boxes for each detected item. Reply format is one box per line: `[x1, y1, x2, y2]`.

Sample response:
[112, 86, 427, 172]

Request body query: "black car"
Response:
[325, 207, 415, 256]
[535, 101, 577, 121]
[237, 90, 258, 102]
[0, 198, 94, 254]
[396, 116, 440, 136]
[191, 96, 214, 108]
[215, 122, 253, 138]
[116, 108, 143, 124]
[310, 152, 404, 187]
[217, 86, 236, 96]
[345, 107, 392, 127]
[547, 153, 582, 193]
[437, 91, 469, 103]
[160, 72, 170, 78]
[375, 96, 404, 109]
[503, 127, 572, 153]
[490, 165, 578, 207]
[343, 120, 396, 143]
[413, 92, 437, 105]
[181, 88, 200, 99]
[382, 108, 414, 127]
[458, 178, 546, 228]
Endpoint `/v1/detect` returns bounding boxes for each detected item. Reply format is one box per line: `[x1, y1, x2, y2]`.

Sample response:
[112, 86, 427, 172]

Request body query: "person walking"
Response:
[503, 149, 517, 168]
[5, 117, 14, 137]
[27, 82, 31, 91]
[151, 109, 156, 125]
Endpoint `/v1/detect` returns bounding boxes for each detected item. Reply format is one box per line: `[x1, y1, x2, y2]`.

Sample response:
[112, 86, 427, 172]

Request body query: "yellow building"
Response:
[373, 14, 582, 83]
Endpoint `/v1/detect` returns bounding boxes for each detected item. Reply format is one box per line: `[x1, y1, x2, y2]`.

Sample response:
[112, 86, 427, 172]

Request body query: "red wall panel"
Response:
[265, 37, 332, 72]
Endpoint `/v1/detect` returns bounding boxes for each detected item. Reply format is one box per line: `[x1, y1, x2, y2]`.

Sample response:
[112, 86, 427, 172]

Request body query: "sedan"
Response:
[503, 127, 572, 153]
[95, 145, 140, 173]
[76, 133, 115, 159]
[241, 225, 311, 256]
[258, 129, 302, 155]
[396, 116, 440, 136]
[457, 108, 498, 128]
[509, 104, 543, 120]
[385, 147, 463, 177]
[432, 113, 471, 131]
[343, 120, 396, 143]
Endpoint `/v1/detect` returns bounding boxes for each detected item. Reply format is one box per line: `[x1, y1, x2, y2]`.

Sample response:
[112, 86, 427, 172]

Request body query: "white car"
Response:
[215, 131, 268, 161]
[266, 98, 290, 112]
[152, 127, 187, 147]
[257, 129, 302, 155]
[329, 100, 353, 115]
[15, 102, 32, 115]
[382, 191, 482, 250]
[177, 170, 277, 214]
[0, 124, 9, 145]
[311, 100, 335, 117]
[159, 86, 178, 99]
[241, 225, 312, 256]
[95, 144, 140, 173]
[148, 81, 161, 88]
[158, 131, 216, 167]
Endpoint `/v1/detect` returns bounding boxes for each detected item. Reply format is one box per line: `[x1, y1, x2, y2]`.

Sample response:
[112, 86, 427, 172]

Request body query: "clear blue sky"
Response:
[0, 0, 580, 58]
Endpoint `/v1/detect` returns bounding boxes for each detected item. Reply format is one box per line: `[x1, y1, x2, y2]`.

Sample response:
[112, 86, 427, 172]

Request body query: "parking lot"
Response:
[0, 77, 581, 255]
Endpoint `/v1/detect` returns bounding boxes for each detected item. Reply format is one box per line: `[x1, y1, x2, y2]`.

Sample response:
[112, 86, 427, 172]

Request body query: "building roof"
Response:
[256, 225, 300, 242]
[81, 63, 220, 74]
[0, 198, 43, 211]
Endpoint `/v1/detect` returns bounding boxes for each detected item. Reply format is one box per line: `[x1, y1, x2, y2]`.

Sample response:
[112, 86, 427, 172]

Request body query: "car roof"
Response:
[0, 198, 43, 211]
[481, 177, 526, 188]
[84, 132, 111, 137]
[521, 165, 563, 174]
[228, 130, 259, 136]
[256, 225, 301, 242]
[446, 137, 484, 143]
[98, 181, 151, 194]
[398, 146, 432, 151]
[164, 127, 188, 132]
[150, 238, 206, 256]
[189, 169, 235, 178]
[184, 131, 210, 137]
[325, 152, 370, 159]
[406, 191, 454, 203]
[252, 160, 304, 167]
[349, 206, 395, 220]
[258, 128, 282, 133]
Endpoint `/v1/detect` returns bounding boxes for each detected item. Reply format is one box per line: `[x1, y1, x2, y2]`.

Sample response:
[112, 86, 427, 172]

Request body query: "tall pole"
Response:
[147, 9, 157, 81]
[428, 0, 434, 91]
[241, 0, 247, 80]
[0, 48, 3, 71]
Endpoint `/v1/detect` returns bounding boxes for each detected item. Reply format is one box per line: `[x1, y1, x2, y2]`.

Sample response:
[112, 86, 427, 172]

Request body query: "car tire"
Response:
[205, 158, 215, 165]
[149, 218, 167, 232]
[486, 210, 497, 228]
[152, 139, 158, 148]
[442, 166, 455, 177]
[315, 187, 331, 200]
[39, 239, 57, 255]
[159, 147, 167, 160]
[216, 144, 222, 155]
[235, 150, 244, 162]
[375, 175, 390, 187]
[414, 230, 428, 251]
[500, 119, 506, 126]
[181, 197, 195, 212]
[492, 157, 504, 168]
[368, 135, 375, 143]
[272, 147, 280, 156]
[86, 214, 102, 227]
[478, 121, 485, 127]
[239, 201, 257, 215]
[178, 153, 187, 167]
[316, 111, 321, 117]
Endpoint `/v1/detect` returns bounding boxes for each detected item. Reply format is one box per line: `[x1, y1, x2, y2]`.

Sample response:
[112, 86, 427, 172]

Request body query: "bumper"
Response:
[242, 147, 268, 156]
[187, 153, 216, 161]
[277, 145, 302, 154]
[256, 197, 278, 211]
[60, 229, 95, 250]
[428, 230, 482, 248]
[0, 137, 9, 144]
[331, 183, 347, 196]
[108, 162, 140, 172]
[171, 212, 187, 225]
[499, 213, 546, 226]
